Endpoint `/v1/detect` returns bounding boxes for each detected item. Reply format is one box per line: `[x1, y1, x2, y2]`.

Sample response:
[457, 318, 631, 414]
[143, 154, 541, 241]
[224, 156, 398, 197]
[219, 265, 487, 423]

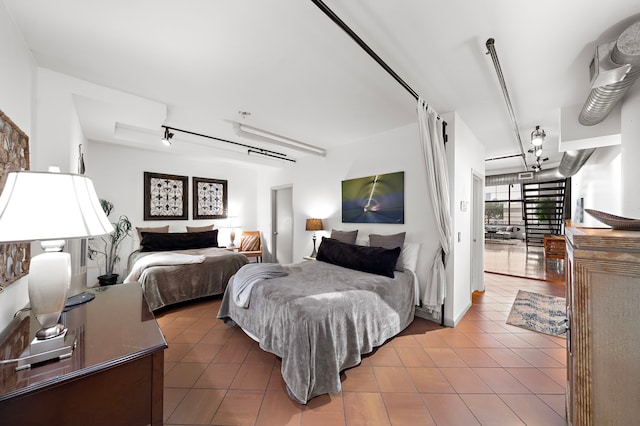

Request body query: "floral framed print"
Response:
[193, 177, 228, 220]
[144, 172, 188, 220]
[0, 109, 30, 287]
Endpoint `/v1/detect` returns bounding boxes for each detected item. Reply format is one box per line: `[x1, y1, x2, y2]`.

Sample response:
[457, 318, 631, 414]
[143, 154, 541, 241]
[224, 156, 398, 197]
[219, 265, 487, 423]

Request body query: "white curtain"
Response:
[417, 98, 452, 315]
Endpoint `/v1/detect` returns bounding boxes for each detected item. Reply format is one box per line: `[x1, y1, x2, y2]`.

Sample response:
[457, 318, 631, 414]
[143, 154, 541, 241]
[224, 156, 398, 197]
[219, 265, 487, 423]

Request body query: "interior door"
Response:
[471, 171, 485, 292]
[271, 185, 293, 264]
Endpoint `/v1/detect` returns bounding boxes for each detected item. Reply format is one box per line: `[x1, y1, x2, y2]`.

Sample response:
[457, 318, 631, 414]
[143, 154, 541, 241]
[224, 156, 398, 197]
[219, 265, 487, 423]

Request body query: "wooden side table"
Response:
[0, 283, 167, 426]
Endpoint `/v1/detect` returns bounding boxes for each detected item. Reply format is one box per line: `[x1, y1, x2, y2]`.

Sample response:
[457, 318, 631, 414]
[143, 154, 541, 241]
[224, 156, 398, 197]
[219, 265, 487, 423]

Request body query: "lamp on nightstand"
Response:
[0, 169, 113, 367]
[305, 218, 324, 258]
[227, 216, 241, 248]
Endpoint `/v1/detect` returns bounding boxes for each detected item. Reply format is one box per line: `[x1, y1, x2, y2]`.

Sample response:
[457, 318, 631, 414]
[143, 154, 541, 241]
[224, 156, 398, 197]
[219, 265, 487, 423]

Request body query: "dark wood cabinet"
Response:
[0, 283, 167, 425]
[565, 227, 640, 425]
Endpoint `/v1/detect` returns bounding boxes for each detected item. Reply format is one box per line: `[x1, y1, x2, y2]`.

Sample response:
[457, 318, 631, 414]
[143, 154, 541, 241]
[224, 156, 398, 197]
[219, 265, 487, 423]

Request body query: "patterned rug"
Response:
[506, 290, 567, 337]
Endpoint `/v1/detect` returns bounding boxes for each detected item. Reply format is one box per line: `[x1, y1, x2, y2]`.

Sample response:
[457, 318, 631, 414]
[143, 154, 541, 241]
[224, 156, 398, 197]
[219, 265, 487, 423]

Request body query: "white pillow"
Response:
[401, 243, 420, 272]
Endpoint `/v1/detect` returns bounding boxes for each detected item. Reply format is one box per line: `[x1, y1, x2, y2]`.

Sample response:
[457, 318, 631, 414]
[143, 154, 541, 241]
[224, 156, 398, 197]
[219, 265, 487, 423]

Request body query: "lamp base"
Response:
[16, 329, 76, 371]
[35, 323, 66, 340]
[309, 235, 318, 258]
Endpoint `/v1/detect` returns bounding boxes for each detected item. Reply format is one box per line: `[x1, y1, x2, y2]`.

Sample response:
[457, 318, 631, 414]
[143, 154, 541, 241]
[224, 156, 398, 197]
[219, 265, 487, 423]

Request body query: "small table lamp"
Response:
[305, 218, 324, 258]
[227, 216, 241, 248]
[0, 170, 113, 367]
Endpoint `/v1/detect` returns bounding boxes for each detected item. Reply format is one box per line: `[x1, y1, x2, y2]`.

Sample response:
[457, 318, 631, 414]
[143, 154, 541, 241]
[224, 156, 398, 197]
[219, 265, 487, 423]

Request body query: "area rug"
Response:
[506, 290, 567, 337]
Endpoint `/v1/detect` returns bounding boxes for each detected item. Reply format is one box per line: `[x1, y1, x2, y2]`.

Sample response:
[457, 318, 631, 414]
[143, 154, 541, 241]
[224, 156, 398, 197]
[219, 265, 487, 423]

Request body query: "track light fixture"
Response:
[160, 125, 295, 163]
[528, 125, 547, 172]
[530, 125, 545, 147]
[161, 127, 174, 146]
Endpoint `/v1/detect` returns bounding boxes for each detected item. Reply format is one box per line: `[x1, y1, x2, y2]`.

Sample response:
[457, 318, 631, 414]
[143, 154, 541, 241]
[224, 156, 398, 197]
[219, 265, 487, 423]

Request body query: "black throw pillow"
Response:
[316, 237, 401, 278]
[140, 230, 219, 252]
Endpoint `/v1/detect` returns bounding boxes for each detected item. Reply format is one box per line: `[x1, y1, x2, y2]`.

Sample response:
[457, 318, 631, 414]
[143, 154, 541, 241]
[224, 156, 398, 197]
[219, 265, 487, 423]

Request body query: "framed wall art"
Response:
[193, 177, 228, 219]
[0, 109, 31, 287]
[144, 172, 189, 220]
[342, 171, 404, 224]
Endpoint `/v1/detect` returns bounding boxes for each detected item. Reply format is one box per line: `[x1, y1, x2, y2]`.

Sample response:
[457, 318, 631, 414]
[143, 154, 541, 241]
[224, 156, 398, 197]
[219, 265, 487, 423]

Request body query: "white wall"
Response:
[0, 3, 34, 330]
[447, 112, 486, 325]
[621, 83, 640, 218]
[571, 146, 621, 226]
[85, 141, 259, 284]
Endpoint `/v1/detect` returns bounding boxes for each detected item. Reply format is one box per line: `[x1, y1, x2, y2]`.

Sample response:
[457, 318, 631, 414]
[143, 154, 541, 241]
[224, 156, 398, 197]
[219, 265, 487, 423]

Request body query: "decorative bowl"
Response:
[584, 209, 640, 230]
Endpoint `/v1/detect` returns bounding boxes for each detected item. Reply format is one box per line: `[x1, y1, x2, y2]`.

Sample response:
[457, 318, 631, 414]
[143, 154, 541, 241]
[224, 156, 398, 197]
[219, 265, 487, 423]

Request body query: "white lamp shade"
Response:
[0, 171, 113, 243]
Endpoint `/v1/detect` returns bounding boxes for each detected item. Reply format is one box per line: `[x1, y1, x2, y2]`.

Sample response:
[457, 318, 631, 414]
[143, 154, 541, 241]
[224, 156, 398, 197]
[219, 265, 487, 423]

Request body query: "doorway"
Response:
[271, 185, 293, 264]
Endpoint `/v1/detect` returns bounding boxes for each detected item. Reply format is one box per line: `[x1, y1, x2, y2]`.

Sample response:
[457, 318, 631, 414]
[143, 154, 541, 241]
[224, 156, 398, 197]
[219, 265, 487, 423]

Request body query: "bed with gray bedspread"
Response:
[217, 259, 415, 404]
[127, 247, 248, 310]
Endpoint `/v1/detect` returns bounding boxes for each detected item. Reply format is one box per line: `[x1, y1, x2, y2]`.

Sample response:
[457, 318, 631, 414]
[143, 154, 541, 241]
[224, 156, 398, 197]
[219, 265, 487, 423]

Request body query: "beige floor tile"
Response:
[211, 389, 264, 426]
[255, 389, 303, 426]
[506, 367, 566, 394]
[373, 366, 415, 393]
[301, 393, 345, 426]
[381, 392, 435, 425]
[165, 388, 225, 425]
[460, 394, 525, 425]
[396, 347, 435, 367]
[164, 362, 208, 388]
[421, 393, 481, 425]
[439, 367, 494, 393]
[343, 392, 390, 426]
[499, 394, 567, 426]
[406, 367, 455, 393]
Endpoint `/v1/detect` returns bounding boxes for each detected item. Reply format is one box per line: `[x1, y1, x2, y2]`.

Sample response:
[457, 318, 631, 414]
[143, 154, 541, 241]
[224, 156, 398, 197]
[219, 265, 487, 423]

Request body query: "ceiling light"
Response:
[161, 127, 174, 146]
[232, 122, 326, 157]
[534, 147, 543, 157]
[530, 125, 545, 147]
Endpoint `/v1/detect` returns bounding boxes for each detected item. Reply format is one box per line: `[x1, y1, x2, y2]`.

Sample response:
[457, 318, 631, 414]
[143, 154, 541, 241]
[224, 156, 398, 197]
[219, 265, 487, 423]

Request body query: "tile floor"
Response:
[157, 272, 567, 425]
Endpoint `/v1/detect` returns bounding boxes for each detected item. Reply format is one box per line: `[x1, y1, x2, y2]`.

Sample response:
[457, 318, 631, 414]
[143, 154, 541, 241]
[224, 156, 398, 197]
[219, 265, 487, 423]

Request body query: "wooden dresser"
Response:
[565, 227, 640, 425]
[0, 283, 167, 426]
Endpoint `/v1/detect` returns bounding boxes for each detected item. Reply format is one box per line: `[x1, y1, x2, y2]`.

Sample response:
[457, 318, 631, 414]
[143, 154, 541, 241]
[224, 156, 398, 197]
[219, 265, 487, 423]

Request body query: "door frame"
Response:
[270, 184, 293, 264]
[471, 170, 485, 293]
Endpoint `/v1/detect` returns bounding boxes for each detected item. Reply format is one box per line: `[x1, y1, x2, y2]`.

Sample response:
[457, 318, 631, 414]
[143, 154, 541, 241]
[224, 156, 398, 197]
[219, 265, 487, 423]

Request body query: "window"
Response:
[484, 184, 523, 225]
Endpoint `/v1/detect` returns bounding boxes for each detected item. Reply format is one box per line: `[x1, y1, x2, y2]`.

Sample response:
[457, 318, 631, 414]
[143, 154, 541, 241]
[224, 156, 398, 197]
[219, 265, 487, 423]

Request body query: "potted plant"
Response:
[88, 199, 132, 285]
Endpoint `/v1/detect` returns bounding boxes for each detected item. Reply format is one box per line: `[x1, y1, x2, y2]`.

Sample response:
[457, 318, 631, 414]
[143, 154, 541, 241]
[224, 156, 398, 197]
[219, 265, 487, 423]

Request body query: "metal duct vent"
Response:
[579, 21, 640, 126]
[486, 168, 564, 186]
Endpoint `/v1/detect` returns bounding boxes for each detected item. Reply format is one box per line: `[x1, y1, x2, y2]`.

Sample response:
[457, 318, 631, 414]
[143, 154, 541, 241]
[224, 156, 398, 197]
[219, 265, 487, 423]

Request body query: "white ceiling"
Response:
[4, 0, 639, 173]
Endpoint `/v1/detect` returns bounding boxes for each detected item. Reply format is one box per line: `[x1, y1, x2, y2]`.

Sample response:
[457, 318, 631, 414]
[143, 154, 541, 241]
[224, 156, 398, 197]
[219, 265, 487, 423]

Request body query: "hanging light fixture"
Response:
[530, 125, 545, 147]
[161, 127, 174, 146]
[528, 125, 547, 172]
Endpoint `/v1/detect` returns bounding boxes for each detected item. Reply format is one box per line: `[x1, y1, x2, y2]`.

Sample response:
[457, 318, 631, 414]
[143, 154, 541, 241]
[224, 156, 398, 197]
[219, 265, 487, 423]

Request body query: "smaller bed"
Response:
[125, 230, 248, 310]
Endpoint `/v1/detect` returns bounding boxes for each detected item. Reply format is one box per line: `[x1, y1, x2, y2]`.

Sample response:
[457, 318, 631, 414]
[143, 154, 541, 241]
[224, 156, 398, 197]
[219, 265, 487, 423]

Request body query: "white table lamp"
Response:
[0, 170, 113, 366]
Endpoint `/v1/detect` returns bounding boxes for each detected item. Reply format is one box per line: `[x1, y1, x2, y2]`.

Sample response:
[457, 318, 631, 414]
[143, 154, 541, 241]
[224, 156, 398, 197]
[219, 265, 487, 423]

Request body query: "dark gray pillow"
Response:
[369, 232, 406, 271]
[316, 237, 400, 278]
[330, 229, 358, 245]
[140, 230, 219, 252]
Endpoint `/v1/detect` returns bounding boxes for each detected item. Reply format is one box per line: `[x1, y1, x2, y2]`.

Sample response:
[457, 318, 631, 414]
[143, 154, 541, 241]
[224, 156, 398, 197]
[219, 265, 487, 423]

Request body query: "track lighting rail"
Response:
[309, 0, 447, 144]
[485, 38, 528, 170]
[162, 125, 296, 163]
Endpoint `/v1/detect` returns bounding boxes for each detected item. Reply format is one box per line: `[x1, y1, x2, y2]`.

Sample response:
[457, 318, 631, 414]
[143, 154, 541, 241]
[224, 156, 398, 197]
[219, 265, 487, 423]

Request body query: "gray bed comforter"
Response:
[128, 247, 248, 310]
[217, 260, 415, 403]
